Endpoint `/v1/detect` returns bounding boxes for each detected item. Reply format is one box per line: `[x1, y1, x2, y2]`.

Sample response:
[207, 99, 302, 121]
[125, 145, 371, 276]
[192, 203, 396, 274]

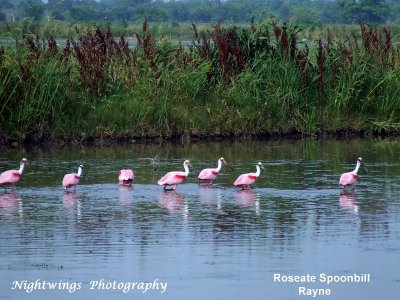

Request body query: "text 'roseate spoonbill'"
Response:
[62, 165, 84, 191]
[233, 162, 264, 190]
[158, 160, 191, 191]
[0, 158, 28, 192]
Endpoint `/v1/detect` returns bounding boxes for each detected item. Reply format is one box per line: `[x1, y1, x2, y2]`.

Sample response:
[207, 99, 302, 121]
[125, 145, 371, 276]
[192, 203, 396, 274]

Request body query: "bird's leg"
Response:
[11, 183, 14, 192]
[173, 184, 177, 190]
[164, 185, 173, 191]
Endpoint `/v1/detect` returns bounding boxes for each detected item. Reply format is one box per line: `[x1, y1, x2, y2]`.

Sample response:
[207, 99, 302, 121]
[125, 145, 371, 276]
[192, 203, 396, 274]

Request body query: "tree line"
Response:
[0, 0, 398, 25]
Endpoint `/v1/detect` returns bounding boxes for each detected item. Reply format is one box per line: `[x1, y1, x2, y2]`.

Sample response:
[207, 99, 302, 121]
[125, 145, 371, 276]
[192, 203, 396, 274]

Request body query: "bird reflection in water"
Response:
[118, 185, 133, 206]
[62, 192, 82, 220]
[158, 191, 188, 221]
[339, 193, 358, 214]
[0, 192, 23, 218]
[198, 185, 222, 210]
[235, 189, 260, 215]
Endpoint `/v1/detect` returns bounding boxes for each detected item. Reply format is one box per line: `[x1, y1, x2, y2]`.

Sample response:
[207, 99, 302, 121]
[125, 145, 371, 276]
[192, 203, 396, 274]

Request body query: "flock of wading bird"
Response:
[0, 157, 367, 194]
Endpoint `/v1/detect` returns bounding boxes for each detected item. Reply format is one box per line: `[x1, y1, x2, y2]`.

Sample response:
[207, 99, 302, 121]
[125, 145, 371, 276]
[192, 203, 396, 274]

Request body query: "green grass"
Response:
[1, 20, 400, 144]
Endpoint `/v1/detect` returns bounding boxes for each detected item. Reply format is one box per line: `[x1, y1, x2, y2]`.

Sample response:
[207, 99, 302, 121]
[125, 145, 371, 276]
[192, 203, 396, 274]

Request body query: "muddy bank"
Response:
[1, 129, 397, 149]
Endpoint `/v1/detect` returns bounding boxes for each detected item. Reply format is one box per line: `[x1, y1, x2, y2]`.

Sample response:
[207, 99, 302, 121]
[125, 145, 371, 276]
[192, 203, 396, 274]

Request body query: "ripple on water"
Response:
[1, 140, 400, 300]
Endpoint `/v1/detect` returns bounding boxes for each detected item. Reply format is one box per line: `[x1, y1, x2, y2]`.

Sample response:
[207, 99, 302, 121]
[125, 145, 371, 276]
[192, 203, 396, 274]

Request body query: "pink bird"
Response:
[158, 160, 191, 191]
[339, 157, 363, 191]
[198, 157, 226, 184]
[118, 169, 134, 186]
[233, 162, 264, 190]
[0, 158, 28, 192]
[62, 165, 84, 191]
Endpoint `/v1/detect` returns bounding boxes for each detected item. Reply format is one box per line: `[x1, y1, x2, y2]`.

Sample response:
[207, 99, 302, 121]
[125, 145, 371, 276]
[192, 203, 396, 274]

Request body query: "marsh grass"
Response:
[1, 20, 400, 143]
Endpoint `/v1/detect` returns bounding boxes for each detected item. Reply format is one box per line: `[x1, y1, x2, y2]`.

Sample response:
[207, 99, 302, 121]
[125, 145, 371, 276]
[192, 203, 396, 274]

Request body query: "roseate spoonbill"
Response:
[233, 162, 264, 190]
[339, 157, 365, 191]
[0, 158, 28, 192]
[62, 165, 84, 191]
[158, 160, 191, 191]
[198, 157, 227, 184]
[118, 169, 134, 186]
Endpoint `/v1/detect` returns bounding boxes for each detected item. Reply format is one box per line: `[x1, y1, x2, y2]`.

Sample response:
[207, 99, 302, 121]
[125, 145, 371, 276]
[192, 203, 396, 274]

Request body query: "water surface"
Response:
[0, 138, 399, 299]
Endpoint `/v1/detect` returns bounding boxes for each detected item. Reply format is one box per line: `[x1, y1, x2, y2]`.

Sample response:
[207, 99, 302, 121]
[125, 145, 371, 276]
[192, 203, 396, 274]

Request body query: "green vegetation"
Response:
[1, 19, 400, 144]
[1, 0, 400, 25]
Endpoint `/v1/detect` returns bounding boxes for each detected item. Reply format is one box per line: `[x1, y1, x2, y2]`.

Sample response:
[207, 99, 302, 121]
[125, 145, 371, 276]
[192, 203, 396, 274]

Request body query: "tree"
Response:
[0, 0, 13, 10]
[19, 0, 45, 21]
[67, 1, 102, 21]
[0, 0, 13, 20]
[337, 0, 389, 23]
[46, 0, 73, 20]
[225, 0, 257, 22]
[133, 3, 170, 23]
[358, 0, 389, 23]
[167, 0, 190, 22]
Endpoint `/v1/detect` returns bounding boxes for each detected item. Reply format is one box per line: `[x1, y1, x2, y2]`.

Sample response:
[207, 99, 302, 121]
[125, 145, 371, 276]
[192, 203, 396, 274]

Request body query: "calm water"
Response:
[0, 139, 399, 300]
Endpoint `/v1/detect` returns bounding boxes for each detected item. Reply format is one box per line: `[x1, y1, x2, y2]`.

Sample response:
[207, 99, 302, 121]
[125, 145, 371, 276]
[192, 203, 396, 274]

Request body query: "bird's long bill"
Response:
[261, 165, 265, 170]
[80, 168, 87, 180]
[190, 163, 200, 175]
[228, 164, 235, 172]
[26, 161, 37, 174]
[363, 165, 369, 173]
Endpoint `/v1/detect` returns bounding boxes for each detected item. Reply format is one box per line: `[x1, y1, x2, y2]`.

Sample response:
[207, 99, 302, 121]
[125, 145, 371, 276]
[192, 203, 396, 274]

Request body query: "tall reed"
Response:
[1, 20, 400, 144]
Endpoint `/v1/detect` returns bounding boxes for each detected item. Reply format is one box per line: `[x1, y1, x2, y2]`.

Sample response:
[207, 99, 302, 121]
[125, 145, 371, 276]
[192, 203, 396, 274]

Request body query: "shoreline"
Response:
[1, 130, 398, 148]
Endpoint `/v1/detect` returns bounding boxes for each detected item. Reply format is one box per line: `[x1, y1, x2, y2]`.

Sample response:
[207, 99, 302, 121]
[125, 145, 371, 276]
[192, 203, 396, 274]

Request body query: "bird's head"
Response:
[357, 157, 368, 173]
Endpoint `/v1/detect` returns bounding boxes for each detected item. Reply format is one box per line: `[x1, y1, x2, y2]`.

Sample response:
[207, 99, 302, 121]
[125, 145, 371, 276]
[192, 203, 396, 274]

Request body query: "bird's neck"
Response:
[77, 167, 83, 177]
[216, 160, 222, 172]
[353, 162, 361, 174]
[184, 164, 190, 176]
[18, 162, 26, 174]
[255, 165, 261, 177]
